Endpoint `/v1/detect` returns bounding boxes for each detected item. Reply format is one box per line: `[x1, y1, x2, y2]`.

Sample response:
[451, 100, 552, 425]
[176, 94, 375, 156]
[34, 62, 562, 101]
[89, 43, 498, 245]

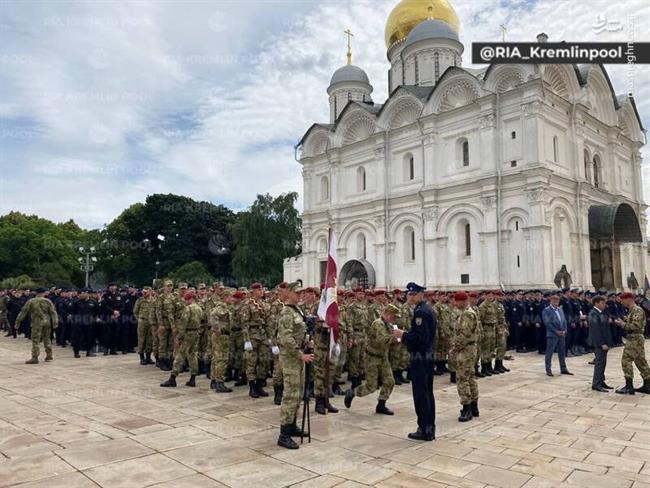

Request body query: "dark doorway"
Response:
[339, 259, 376, 289]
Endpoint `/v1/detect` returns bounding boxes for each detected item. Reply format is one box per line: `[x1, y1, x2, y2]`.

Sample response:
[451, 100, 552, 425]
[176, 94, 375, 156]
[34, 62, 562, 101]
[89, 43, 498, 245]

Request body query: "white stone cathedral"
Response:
[284, 0, 647, 291]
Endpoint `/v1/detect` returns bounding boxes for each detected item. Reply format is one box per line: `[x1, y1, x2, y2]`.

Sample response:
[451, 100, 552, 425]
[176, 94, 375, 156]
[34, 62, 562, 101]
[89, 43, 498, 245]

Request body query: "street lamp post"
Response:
[78, 246, 97, 288]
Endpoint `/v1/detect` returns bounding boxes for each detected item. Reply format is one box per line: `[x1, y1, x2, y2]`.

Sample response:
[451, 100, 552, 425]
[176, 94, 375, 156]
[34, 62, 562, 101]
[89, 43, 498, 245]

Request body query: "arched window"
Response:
[357, 166, 367, 192]
[347, 92, 352, 100]
[404, 226, 416, 262]
[458, 219, 471, 258]
[404, 153, 414, 181]
[593, 155, 600, 188]
[464, 222, 471, 256]
[584, 149, 591, 183]
[553, 135, 559, 162]
[434, 52, 440, 81]
[457, 138, 469, 167]
[357, 233, 367, 260]
[318, 237, 327, 253]
[414, 56, 419, 84]
[320, 176, 329, 201]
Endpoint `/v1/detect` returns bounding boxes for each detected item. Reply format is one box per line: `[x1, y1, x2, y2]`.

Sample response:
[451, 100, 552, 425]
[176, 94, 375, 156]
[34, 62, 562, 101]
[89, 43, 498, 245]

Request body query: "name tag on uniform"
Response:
[415, 317, 422, 326]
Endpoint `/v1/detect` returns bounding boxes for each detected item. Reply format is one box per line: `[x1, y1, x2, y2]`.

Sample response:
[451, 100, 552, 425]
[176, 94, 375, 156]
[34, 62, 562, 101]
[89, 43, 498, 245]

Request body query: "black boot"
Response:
[458, 404, 473, 422]
[289, 421, 304, 437]
[635, 378, 650, 394]
[160, 374, 177, 387]
[344, 388, 355, 408]
[74, 351, 80, 358]
[145, 353, 154, 365]
[481, 362, 492, 376]
[325, 397, 338, 413]
[332, 383, 344, 395]
[210, 379, 217, 390]
[205, 361, 211, 379]
[615, 377, 636, 395]
[273, 384, 283, 405]
[214, 380, 232, 393]
[488, 360, 499, 374]
[249, 380, 259, 398]
[475, 364, 485, 378]
[439, 362, 449, 373]
[139, 353, 146, 365]
[315, 396, 327, 415]
[160, 358, 172, 371]
[198, 360, 205, 375]
[234, 371, 247, 387]
[470, 400, 479, 417]
[400, 369, 410, 383]
[256, 379, 269, 397]
[393, 370, 403, 385]
[86, 350, 94, 357]
[450, 371, 456, 384]
[277, 424, 299, 449]
[224, 368, 233, 382]
[185, 375, 196, 387]
[375, 399, 394, 415]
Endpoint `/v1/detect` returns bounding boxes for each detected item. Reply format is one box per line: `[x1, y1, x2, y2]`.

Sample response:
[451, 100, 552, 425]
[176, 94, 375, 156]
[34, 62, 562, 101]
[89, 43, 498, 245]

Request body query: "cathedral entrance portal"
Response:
[339, 259, 376, 289]
[588, 203, 642, 290]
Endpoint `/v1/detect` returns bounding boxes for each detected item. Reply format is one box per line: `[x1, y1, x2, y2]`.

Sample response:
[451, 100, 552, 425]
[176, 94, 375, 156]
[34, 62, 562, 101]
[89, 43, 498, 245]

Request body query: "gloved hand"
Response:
[244, 341, 253, 351]
[271, 345, 280, 355]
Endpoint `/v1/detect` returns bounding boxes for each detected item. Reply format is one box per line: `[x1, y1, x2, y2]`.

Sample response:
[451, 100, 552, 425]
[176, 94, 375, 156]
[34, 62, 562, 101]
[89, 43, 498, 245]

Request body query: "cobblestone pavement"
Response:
[0, 335, 649, 488]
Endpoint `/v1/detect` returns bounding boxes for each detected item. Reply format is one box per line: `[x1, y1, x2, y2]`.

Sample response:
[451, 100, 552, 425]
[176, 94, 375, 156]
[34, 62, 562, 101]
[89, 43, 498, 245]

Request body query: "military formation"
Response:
[3, 282, 650, 449]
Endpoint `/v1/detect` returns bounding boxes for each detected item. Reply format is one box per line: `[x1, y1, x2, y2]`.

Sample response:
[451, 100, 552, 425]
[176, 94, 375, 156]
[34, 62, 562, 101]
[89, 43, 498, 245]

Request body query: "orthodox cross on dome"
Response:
[344, 28, 354, 65]
[427, 5, 434, 19]
[500, 23, 508, 42]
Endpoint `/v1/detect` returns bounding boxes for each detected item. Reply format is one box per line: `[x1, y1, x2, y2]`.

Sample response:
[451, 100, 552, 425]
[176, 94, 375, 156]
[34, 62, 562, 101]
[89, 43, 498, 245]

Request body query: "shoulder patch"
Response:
[415, 317, 422, 326]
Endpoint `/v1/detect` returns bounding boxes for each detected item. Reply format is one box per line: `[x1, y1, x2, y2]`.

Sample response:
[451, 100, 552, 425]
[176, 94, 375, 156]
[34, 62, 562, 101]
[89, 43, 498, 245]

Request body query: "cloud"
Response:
[0, 0, 648, 230]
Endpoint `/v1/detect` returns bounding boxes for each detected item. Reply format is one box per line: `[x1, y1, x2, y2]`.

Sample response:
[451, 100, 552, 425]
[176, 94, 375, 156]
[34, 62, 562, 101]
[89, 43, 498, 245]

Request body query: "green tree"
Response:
[168, 260, 215, 287]
[230, 192, 301, 286]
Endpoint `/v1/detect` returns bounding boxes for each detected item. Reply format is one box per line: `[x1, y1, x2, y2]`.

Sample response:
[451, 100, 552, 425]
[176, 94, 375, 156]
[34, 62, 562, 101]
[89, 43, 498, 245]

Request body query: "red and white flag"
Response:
[317, 228, 340, 358]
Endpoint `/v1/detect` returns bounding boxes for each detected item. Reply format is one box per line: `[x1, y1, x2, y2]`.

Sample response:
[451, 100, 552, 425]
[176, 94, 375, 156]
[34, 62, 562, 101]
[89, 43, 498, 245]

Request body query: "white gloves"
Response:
[271, 345, 280, 355]
[331, 343, 341, 359]
[244, 341, 253, 351]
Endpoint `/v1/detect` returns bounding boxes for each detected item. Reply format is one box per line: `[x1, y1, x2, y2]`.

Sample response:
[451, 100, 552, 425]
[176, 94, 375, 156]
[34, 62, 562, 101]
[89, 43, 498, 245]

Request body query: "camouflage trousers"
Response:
[389, 339, 409, 370]
[151, 324, 159, 358]
[137, 319, 153, 355]
[157, 324, 173, 360]
[210, 333, 229, 381]
[279, 353, 304, 425]
[245, 337, 269, 381]
[314, 344, 334, 396]
[0, 312, 8, 330]
[435, 330, 450, 362]
[172, 331, 199, 376]
[622, 334, 650, 380]
[272, 353, 283, 386]
[454, 345, 479, 405]
[480, 323, 496, 362]
[31, 323, 53, 358]
[495, 325, 509, 360]
[230, 330, 244, 371]
[199, 325, 211, 362]
[354, 354, 394, 401]
[347, 333, 366, 377]
[334, 344, 347, 383]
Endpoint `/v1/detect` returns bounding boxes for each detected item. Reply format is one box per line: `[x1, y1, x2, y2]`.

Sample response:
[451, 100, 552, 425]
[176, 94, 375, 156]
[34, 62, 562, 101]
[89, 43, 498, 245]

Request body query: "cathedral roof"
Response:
[329, 64, 371, 87]
[403, 19, 460, 50]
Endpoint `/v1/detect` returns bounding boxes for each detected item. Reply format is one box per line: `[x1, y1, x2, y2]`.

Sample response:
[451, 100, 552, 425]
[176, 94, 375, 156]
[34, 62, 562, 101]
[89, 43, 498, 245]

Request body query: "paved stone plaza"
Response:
[0, 336, 648, 488]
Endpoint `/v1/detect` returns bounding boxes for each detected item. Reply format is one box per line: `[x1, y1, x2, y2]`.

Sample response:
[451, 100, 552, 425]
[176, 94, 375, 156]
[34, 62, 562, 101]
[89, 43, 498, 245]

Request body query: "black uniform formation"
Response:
[501, 289, 650, 355]
[1, 284, 140, 358]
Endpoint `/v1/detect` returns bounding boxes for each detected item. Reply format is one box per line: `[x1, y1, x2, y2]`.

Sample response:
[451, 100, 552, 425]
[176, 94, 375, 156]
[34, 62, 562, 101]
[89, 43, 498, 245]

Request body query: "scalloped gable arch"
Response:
[303, 128, 331, 157]
[617, 98, 645, 143]
[483, 64, 536, 94]
[376, 91, 424, 130]
[583, 66, 617, 126]
[542, 64, 581, 102]
[424, 67, 484, 115]
[331, 105, 377, 147]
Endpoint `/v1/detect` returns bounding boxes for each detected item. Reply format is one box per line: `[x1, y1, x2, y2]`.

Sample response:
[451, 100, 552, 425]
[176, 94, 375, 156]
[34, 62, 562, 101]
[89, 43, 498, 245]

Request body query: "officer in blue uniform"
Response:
[393, 282, 436, 441]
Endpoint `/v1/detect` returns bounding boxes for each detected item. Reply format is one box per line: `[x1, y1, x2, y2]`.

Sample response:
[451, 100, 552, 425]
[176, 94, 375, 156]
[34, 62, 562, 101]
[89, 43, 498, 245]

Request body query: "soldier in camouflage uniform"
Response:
[172, 282, 188, 355]
[156, 280, 176, 371]
[333, 290, 353, 394]
[0, 290, 9, 332]
[161, 291, 204, 388]
[433, 293, 452, 376]
[468, 292, 484, 378]
[347, 288, 369, 387]
[478, 291, 498, 376]
[277, 282, 313, 450]
[230, 291, 247, 386]
[149, 289, 160, 365]
[615, 292, 650, 394]
[344, 304, 398, 415]
[450, 291, 480, 422]
[209, 290, 233, 393]
[494, 291, 510, 373]
[268, 284, 287, 405]
[240, 283, 270, 398]
[134, 286, 155, 365]
[15, 288, 59, 363]
[196, 283, 213, 377]
[390, 289, 411, 385]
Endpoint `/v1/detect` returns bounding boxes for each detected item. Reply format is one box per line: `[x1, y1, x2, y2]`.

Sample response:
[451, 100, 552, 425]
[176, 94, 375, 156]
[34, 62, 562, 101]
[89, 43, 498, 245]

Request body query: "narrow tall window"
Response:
[320, 176, 329, 201]
[584, 149, 590, 182]
[593, 155, 600, 188]
[357, 233, 367, 260]
[405, 227, 416, 262]
[414, 56, 419, 84]
[517, 255, 521, 268]
[511, 131, 516, 139]
[357, 166, 367, 192]
[464, 222, 471, 257]
[462, 140, 469, 166]
[409, 156, 414, 180]
[404, 153, 415, 181]
[434, 52, 440, 82]
[347, 92, 352, 100]
[553, 135, 559, 162]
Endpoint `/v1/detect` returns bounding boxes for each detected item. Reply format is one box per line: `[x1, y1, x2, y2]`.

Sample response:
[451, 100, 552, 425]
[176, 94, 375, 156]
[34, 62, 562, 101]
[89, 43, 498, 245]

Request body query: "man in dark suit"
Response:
[542, 294, 573, 376]
[588, 296, 613, 392]
[393, 282, 436, 441]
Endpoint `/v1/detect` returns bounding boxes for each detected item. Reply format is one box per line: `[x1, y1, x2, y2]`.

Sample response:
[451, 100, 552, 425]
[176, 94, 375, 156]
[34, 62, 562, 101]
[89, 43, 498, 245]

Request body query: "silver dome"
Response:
[403, 19, 459, 49]
[329, 64, 370, 86]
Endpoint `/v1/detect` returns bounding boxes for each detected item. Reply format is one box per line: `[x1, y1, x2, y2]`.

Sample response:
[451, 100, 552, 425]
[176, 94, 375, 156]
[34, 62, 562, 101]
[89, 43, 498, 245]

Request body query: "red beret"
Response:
[354, 287, 364, 293]
[374, 289, 386, 296]
[233, 291, 246, 299]
[620, 292, 634, 299]
[304, 287, 317, 294]
[495, 290, 503, 297]
[320, 283, 325, 290]
[454, 291, 469, 301]
[468, 291, 479, 298]
[250, 283, 263, 290]
[277, 282, 288, 289]
[393, 288, 402, 294]
[345, 290, 355, 298]
[184, 291, 195, 301]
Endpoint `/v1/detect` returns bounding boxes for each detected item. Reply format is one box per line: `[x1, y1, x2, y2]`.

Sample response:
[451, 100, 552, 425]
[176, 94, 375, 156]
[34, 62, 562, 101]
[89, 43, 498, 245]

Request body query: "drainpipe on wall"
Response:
[417, 119, 428, 287]
[494, 92, 504, 290]
[383, 129, 390, 289]
[570, 101, 587, 289]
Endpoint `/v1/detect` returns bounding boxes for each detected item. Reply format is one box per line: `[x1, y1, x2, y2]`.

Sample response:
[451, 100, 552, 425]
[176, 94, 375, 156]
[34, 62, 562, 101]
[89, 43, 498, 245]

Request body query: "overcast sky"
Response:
[1, 0, 648, 229]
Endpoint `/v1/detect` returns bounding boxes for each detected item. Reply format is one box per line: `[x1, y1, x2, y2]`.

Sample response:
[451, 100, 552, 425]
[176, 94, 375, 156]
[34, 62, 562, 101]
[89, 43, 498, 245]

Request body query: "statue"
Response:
[627, 272, 639, 291]
[553, 264, 573, 289]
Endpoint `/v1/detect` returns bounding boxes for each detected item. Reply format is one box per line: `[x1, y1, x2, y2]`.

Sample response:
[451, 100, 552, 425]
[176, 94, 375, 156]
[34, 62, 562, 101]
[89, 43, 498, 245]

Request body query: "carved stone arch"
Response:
[501, 207, 530, 228]
[388, 213, 421, 237]
[303, 129, 330, 157]
[617, 99, 644, 143]
[584, 67, 617, 125]
[389, 99, 422, 129]
[310, 229, 330, 254]
[339, 219, 377, 250]
[548, 196, 578, 231]
[332, 108, 377, 147]
[436, 203, 485, 234]
[542, 65, 580, 101]
[426, 70, 483, 115]
[484, 65, 528, 93]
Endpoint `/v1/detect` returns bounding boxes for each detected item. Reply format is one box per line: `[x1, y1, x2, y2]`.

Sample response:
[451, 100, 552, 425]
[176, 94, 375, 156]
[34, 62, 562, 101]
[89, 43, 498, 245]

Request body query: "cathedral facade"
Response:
[284, 0, 646, 291]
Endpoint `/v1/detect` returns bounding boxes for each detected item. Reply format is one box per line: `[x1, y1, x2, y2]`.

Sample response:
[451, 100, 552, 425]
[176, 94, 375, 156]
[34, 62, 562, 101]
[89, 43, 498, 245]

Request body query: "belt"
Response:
[466, 341, 476, 345]
[367, 351, 386, 359]
[213, 330, 230, 335]
[186, 328, 199, 332]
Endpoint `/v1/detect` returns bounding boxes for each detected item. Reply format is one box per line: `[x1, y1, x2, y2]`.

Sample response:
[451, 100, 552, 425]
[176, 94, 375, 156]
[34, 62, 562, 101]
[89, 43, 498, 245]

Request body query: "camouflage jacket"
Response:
[365, 317, 395, 358]
[16, 296, 59, 329]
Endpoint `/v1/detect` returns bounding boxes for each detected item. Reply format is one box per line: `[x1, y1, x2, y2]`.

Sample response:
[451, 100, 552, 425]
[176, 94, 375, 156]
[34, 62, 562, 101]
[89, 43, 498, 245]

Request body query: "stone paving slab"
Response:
[0, 335, 648, 487]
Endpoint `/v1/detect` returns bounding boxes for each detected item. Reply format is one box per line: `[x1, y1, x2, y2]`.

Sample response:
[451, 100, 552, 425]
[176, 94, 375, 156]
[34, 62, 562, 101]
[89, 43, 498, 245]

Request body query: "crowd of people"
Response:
[2, 282, 650, 449]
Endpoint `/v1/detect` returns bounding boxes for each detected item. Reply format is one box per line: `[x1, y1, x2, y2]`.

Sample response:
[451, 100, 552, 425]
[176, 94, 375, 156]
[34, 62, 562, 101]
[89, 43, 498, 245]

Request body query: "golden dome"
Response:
[385, 0, 460, 49]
